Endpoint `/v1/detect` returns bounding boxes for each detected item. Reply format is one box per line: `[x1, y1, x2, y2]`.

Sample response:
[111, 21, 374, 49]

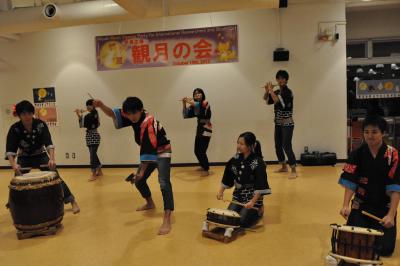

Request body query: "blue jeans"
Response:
[134, 157, 174, 211]
[274, 125, 296, 167]
[88, 145, 101, 173]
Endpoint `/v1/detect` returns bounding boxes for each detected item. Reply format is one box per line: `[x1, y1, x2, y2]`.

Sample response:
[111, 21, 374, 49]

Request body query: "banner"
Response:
[356, 79, 400, 99]
[95, 25, 238, 71]
[33, 87, 58, 126]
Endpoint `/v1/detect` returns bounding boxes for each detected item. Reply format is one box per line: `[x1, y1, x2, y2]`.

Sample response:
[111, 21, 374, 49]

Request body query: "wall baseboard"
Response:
[0, 159, 347, 169]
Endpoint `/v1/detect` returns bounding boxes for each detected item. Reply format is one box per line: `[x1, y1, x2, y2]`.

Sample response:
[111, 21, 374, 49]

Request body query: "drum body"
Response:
[330, 224, 383, 264]
[206, 208, 241, 227]
[8, 171, 64, 231]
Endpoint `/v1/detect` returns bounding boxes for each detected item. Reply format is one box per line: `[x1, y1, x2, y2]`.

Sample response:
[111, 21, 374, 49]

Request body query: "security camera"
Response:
[42, 3, 59, 19]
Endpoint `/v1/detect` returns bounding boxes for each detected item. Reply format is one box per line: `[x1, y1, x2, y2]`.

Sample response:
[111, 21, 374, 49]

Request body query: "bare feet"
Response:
[136, 203, 155, 211]
[158, 211, 172, 235]
[136, 198, 156, 211]
[195, 167, 204, 171]
[71, 200, 80, 214]
[96, 168, 103, 176]
[274, 167, 288, 173]
[289, 171, 298, 179]
[200, 170, 209, 177]
[88, 174, 98, 182]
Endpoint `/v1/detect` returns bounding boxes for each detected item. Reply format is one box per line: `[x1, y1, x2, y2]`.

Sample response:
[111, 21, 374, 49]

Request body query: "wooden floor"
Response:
[0, 165, 399, 266]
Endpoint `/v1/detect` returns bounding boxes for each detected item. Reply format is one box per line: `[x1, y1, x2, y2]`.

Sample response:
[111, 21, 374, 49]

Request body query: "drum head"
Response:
[330, 224, 384, 236]
[207, 208, 240, 218]
[12, 171, 58, 184]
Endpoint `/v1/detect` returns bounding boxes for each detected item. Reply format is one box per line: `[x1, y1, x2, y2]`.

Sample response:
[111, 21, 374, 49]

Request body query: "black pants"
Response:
[194, 135, 210, 171]
[347, 208, 397, 256]
[88, 145, 101, 173]
[274, 125, 296, 167]
[228, 203, 261, 228]
[134, 157, 174, 211]
[17, 153, 75, 204]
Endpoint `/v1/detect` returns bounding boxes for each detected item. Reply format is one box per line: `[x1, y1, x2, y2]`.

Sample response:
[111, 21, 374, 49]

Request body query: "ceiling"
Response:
[0, 0, 399, 36]
[346, 0, 400, 11]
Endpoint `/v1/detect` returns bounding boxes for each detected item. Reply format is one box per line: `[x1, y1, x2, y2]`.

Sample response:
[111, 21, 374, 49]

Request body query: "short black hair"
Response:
[122, 97, 143, 114]
[86, 99, 94, 106]
[276, 70, 289, 81]
[362, 115, 387, 133]
[193, 88, 206, 101]
[15, 100, 35, 116]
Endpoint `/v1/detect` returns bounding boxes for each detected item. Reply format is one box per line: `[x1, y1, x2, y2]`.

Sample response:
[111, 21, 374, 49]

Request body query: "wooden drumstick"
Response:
[178, 97, 193, 101]
[73, 109, 86, 113]
[223, 199, 259, 211]
[87, 92, 94, 99]
[260, 84, 278, 88]
[362, 211, 384, 223]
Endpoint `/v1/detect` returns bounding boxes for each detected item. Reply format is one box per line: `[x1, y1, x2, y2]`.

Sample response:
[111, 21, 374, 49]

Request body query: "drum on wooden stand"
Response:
[329, 224, 383, 265]
[8, 171, 64, 239]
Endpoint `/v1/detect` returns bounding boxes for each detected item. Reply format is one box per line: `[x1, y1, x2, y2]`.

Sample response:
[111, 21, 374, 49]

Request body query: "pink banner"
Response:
[95, 25, 238, 71]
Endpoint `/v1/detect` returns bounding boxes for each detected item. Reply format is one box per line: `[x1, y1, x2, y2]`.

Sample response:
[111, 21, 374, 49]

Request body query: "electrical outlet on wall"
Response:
[72, 153, 76, 159]
[65, 153, 69, 159]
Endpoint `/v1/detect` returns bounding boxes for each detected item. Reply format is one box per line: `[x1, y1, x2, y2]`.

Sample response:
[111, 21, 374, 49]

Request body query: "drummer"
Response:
[338, 115, 400, 256]
[216, 132, 271, 227]
[5, 100, 80, 214]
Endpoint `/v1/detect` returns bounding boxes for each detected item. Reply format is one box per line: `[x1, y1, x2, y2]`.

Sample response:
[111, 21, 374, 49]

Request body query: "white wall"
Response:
[0, 2, 347, 166]
[347, 8, 400, 40]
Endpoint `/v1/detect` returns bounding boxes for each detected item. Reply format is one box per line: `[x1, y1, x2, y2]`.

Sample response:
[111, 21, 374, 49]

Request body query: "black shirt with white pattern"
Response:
[79, 110, 101, 146]
[266, 86, 294, 126]
[222, 153, 271, 206]
[6, 118, 54, 158]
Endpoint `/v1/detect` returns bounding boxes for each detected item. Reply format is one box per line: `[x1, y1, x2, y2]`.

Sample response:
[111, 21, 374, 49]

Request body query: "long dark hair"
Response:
[238, 131, 263, 158]
[193, 88, 206, 102]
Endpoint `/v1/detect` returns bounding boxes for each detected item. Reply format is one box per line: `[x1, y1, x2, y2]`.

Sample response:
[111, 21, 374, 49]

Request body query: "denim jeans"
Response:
[134, 157, 174, 211]
[274, 125, 296, 167]
[88, 145, 101, 173]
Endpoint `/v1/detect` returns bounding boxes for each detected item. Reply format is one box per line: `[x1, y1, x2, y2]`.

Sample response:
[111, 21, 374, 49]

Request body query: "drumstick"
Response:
[73, 109, 87, 113]
[87, 92, 94, 99]
[260, 84, 278, 88]
[362, 211, 384, 223]
[223, 199, 259, 211]
[178, 97, 193, 101]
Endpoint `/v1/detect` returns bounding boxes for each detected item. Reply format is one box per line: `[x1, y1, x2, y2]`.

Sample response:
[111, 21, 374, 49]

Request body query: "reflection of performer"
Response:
[75, 99, 102, 181]
[6, 100, 80, 214]
[338, 116, 399, 258]
[94, 97, 174, 235]
[216, 132, 271, 228]
[263, 70, 297, 179]
[182, 88, 212, 176]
